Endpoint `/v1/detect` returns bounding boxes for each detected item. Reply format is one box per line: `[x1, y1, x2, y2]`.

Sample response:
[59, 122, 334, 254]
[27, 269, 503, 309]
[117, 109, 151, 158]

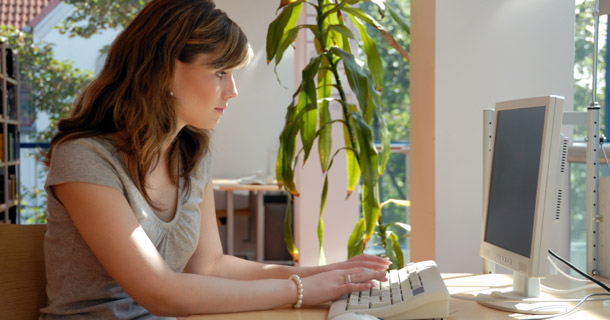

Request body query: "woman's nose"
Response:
[224, 75, 238, 100]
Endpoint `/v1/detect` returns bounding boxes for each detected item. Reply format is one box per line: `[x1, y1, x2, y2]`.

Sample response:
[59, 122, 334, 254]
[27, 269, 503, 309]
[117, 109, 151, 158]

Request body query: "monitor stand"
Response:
[476, 271, 570, 315]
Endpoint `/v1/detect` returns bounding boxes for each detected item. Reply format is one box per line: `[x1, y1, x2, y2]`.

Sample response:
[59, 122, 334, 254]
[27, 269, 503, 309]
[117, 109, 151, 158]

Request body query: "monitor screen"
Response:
[484, 106, 546, 258]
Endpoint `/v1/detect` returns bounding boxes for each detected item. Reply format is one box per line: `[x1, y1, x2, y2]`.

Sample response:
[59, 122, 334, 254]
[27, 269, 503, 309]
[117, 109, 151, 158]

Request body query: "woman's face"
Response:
[172, 54, 238, 130]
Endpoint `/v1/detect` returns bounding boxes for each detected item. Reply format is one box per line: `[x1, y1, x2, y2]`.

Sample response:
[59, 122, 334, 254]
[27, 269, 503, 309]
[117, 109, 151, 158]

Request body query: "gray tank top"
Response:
[40, 136, 211, 319]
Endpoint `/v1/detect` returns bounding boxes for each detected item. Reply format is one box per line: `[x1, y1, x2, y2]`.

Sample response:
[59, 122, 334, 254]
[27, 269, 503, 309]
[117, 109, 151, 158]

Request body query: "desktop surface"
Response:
[187, 273, 610, 320]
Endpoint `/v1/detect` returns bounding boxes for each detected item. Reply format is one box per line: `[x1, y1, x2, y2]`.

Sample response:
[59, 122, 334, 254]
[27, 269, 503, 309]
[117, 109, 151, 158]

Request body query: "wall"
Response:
[433, 0, 575, 272]
[211, 0, 294, 180]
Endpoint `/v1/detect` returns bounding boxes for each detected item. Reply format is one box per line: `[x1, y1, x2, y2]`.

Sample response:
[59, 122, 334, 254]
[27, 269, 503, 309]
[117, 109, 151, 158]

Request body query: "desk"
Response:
[212, 179, 282, 262]
[188, 273, 610, 319]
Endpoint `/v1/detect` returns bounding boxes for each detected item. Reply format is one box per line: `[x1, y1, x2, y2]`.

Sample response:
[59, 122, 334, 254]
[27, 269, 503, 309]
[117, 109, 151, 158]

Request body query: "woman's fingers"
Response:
[341, 268, 387, 285]
[341, 254, 391, 271]
[345, 282, 374, 292]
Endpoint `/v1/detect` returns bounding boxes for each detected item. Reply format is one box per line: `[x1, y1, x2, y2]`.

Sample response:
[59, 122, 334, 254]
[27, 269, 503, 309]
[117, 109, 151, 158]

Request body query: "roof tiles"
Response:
[0, 0, 56, 29]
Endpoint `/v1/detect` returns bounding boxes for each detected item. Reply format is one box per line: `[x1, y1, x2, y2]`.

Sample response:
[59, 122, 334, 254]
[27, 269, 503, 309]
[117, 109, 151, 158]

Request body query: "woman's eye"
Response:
[216, 71, 227, 78]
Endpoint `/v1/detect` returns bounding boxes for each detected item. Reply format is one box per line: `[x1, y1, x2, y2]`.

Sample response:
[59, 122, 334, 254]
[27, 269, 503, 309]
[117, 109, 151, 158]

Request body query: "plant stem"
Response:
[328, 55, 359, 158]
[317, 0, 327, 49]
[316, 0, 358, 159]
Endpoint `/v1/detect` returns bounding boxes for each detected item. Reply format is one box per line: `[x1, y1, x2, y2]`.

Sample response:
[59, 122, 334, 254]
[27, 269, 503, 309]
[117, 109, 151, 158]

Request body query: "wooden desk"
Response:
[212, 179, 282, 262]
[188, 273, 610, 319]
[444, 273, 610, 319]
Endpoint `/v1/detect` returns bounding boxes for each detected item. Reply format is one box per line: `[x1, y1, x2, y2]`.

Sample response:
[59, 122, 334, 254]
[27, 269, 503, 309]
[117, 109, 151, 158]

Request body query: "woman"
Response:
[40, 0, 389, 318]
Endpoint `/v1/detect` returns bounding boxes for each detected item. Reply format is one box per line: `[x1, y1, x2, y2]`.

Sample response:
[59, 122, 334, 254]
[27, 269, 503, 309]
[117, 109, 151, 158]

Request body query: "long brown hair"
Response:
[46, 0, 252, 208]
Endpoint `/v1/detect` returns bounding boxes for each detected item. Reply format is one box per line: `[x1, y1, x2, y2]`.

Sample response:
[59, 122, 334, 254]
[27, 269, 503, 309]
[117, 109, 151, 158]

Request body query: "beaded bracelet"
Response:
[289, 274, 303, 309]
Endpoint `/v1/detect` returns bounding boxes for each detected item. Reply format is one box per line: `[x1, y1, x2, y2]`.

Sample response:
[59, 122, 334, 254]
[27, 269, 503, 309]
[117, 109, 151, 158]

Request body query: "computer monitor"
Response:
[479, 95, 566, 314]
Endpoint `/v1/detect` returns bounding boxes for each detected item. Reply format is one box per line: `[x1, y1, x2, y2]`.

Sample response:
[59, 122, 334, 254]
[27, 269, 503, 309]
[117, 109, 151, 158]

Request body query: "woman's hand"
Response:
[327, 254, 392, 272]
[299, 267, 388, 306]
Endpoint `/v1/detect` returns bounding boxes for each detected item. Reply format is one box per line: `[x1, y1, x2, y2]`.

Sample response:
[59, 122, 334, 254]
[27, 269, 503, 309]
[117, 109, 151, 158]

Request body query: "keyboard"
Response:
[327, 260, 450, 320]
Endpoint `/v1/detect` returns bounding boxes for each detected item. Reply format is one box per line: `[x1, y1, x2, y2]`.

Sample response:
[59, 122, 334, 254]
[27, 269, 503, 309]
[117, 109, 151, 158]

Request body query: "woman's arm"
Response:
[184, 181, 390, 280]
[54, 181, 386, 317]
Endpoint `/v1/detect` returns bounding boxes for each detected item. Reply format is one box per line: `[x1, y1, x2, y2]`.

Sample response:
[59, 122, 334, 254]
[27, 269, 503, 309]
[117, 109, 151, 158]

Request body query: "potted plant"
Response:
[267, 0, 410, 268]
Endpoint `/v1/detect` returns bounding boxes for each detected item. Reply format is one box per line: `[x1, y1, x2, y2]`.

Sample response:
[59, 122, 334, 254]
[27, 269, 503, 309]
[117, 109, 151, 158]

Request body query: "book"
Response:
[0, 132, 4, 162]
[8, 132, 14, 161]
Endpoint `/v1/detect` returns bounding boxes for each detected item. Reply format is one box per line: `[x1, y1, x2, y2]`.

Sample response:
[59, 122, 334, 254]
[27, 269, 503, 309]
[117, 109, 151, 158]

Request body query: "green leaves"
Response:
[267, 0, 410, 265]
[386, 3, 411, 35]
[347, 218, 366, 258]
[276, 101, 301, 196]
[386, 231, 404, 270]
[298, 56, 322, 163]
[348, 14, 383, 91]
[59, 0, 148, 38]
[318, 175, 329, 264]
[331, 48, 370, 116]
[318, 56, 333, 172]
[267, 1, 304, 63]
[283, 195, 300, 262]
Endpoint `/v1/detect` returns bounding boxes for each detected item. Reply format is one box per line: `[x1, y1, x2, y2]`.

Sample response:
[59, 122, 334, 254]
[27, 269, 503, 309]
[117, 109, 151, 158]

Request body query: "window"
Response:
[570, 0, 607, 272]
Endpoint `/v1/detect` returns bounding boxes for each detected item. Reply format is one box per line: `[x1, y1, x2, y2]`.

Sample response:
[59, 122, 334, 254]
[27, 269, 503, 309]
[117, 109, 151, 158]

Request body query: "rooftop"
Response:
[0, 0, 59, 29]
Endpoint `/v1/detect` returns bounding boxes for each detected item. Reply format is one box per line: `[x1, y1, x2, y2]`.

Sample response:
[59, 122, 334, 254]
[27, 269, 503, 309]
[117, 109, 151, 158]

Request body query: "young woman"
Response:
[40, 0, 389, 318]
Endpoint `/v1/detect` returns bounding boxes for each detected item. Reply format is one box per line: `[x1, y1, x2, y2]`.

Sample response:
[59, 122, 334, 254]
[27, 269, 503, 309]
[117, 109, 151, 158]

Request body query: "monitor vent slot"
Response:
[559, 136, 568, 173]
[555, 189, 563, 221]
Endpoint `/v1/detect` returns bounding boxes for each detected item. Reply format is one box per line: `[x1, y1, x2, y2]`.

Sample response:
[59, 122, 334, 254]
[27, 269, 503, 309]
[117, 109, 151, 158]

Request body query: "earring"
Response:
[170, 91, 174, 96]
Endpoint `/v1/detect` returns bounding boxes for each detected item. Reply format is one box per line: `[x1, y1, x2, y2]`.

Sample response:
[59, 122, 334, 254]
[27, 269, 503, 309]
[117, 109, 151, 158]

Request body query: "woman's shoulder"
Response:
[55, 135, 114, 151]
[53, 135, 117, 160]
[46, 135, 124, 190]
[49, 135, 121, 175]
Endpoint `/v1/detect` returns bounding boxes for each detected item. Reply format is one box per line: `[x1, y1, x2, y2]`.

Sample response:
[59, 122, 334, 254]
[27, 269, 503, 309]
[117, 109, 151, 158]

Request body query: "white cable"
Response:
[541, 283, 600, 294]
[532, 293, 610, 320]
[600, 139, 610, 172]
[546, 255, 590, 283]
[449, 293, 609, 303]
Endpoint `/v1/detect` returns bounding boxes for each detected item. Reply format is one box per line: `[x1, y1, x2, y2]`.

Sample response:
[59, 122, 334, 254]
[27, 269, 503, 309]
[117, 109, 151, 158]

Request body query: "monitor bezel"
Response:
[480, 95, 564, 278]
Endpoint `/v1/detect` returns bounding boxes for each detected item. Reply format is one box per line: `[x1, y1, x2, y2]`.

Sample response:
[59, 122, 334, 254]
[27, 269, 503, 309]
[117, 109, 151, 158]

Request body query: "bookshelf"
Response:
[0, 42, 21, 224]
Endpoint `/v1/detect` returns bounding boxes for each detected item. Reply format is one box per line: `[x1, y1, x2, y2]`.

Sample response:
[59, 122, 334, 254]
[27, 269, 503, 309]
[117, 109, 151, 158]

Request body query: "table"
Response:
[212, 179, 282, 262]
[188, 273, 610, 319]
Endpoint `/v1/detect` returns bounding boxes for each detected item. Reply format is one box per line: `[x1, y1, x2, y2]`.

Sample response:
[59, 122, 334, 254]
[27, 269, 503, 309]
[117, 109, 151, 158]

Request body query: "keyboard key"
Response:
[347, 302, 369, 310]
[360, 289, 370, 300]
[371, 295, 391, 308]
[380, 278, 390, 291]
[409, 272, 422, 289]
[348, 292, 359, 304]
[412, 286, 425, 296]
[391, 287, 402, 304]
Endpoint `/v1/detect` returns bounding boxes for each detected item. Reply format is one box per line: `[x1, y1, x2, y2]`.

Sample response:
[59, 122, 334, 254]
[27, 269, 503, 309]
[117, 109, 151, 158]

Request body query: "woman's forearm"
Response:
[204, 254, 330, 280]
[156, 272, 297, 316]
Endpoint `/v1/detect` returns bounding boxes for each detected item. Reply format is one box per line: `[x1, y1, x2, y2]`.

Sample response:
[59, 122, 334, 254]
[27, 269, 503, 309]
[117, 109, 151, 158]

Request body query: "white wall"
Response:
[434, 0, 575, 272]
[212, 0, 294, 180]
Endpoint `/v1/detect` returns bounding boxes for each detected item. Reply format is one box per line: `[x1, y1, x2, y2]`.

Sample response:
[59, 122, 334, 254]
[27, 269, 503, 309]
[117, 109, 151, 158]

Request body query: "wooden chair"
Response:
[0, 224, 47, 320]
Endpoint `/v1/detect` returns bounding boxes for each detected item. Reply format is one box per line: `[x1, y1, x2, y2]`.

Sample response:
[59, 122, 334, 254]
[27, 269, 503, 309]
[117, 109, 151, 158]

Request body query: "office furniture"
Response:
[0, 224, 47, 319]
[187, 273, 610, 319]
[212, 179, 284, 262]
[0, 42, 21, 223]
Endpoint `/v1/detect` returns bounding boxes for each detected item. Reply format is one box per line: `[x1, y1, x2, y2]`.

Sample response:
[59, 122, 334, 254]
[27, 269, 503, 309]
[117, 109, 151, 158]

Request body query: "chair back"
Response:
[0, 224, 47, 320]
